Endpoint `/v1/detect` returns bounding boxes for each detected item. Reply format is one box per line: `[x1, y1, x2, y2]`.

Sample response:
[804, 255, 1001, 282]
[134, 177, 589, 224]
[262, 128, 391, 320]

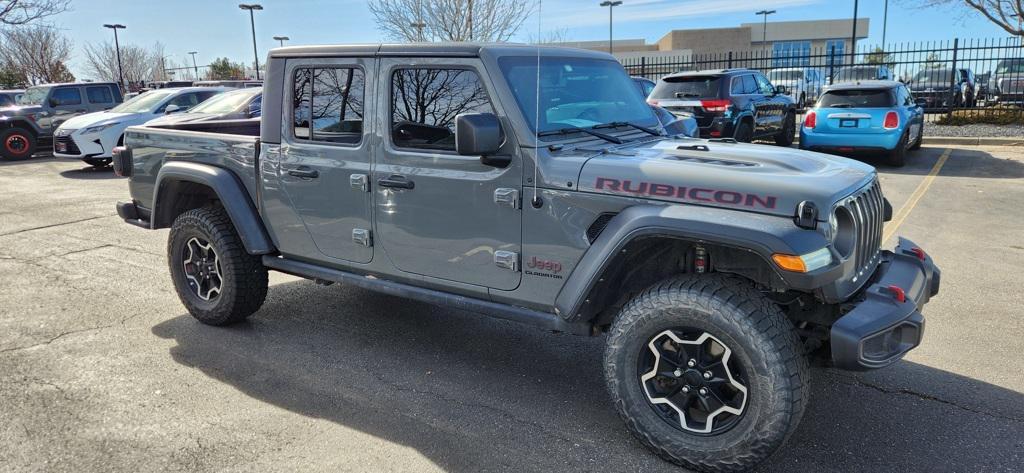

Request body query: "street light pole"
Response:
[188, 51, 199, 80]
[881, 0, 889, 48]
[273, 36, 289, 47]
[103, 24, 126, 91]
[851, 0, 859, 60]
[755, 10, 775, 55]
[238, 4, 263, 80]
[599, 1, 622, 54]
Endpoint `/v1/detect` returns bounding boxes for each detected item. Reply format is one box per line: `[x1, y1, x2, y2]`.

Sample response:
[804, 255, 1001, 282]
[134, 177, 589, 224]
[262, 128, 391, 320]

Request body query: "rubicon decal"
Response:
[594, 178, 778, 210]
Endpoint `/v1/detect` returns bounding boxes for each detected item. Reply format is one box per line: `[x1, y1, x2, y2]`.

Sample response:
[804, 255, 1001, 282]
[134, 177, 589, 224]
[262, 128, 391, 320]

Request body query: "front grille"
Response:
[54, 135, 80, 155]
[839, 180, 884, 282]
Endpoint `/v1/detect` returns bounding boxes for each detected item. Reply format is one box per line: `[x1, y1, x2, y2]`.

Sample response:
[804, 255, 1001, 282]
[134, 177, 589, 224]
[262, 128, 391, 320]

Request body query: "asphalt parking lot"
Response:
[1, 146, 1022, 472]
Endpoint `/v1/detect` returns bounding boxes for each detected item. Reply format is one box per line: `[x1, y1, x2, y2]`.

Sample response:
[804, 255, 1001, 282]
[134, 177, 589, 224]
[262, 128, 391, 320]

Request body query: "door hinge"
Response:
[494, 188, 520, 209]
[350, 174, 369, 192]
[494, 250, 519, 272]
[352, 228, 372, 247]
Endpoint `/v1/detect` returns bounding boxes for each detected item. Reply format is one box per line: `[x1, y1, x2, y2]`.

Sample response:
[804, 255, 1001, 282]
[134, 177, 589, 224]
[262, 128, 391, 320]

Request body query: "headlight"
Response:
[83, 122, 119, 134]
[772, 248, 833, 273]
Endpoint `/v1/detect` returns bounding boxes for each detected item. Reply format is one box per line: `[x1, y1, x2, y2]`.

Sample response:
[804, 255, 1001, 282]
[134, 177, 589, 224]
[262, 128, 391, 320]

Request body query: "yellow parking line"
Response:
[883, 148, 952, 242]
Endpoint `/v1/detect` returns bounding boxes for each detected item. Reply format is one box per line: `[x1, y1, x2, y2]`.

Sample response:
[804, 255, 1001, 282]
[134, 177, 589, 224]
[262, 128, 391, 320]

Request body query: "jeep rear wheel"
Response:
[0, 127, 35, 161]
[605, 275, 808, 472]
[168, 206, 268, 325]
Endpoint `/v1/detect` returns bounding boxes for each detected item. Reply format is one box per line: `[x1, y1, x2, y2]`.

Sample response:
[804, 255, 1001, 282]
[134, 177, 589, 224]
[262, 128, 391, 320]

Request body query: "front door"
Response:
[273, 57, 375, 264]
[373, 59, 522, 290]
[44, 86, 88, 132]
[754, 73, 784, 135]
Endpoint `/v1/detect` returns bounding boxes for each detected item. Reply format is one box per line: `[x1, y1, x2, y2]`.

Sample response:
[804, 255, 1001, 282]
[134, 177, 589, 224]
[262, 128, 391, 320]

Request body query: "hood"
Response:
[145, 112, 223, 127]
[577, 139, 876, 218]
[0, 104, 42, 117]
[59, 111, 149, 131]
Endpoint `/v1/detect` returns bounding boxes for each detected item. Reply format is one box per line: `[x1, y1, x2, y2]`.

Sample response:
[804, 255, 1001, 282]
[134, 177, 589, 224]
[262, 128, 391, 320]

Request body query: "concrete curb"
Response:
[793, 135, 1023, 146]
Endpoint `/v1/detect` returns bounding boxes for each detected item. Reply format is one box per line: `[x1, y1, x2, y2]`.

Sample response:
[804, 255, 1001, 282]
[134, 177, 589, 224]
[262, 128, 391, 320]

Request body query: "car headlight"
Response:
[83, 123, 119, 134]
[772, 248, 833, 273]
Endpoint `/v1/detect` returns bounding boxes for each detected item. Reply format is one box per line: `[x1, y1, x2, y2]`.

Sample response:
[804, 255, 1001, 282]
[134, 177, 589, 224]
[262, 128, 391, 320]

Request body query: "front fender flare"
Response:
[554, 204, 829, 322]
[153, 161, 275, 255]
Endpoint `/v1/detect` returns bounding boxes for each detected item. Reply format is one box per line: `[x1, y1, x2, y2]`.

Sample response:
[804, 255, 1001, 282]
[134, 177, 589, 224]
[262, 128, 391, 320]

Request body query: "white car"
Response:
[53, 87, 226, 167]
[766, 67, 824, 108]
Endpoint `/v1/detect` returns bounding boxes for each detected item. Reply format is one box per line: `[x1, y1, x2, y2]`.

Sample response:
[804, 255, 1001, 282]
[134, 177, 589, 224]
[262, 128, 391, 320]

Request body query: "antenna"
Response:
[531, 0, 543, 209]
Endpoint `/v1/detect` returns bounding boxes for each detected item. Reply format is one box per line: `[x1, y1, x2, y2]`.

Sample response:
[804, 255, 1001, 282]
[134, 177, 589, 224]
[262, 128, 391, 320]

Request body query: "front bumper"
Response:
[53, 132, 112, 159]
[830, 237, 940, 371]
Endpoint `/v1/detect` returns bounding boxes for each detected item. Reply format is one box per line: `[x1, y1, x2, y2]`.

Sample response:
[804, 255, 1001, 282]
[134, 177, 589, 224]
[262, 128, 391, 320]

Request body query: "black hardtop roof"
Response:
[268, 42, 612, 60]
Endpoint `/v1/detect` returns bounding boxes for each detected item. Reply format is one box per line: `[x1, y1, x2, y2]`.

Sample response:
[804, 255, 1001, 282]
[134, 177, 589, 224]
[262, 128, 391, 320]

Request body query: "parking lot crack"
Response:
[835, 375, 1024, 424]
[0, 324, 116, 355]
[0, 215, 114, 237]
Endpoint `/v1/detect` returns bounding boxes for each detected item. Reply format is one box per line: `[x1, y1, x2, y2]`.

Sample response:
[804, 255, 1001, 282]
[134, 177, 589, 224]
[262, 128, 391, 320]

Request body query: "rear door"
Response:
[270, 58, 375, 264]
[372, 58, 522, 290]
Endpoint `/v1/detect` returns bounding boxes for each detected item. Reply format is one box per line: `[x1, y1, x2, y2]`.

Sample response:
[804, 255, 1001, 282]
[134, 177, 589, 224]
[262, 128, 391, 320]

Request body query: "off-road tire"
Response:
[733, 121, 754, 143]
[605, 274, 809, 472]
[798, 92, 806, 108]
[774, 112, 796, 147]
[0, 127, 36, 161]
[84, 157, 112, 168]
[909, 122, 923, 151]
[168, 206, 268, 325]
[887, 130, 909, 167]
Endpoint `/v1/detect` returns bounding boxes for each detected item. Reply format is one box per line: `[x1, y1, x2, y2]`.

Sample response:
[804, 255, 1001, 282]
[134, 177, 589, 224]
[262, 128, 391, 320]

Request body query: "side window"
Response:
[730, 76, 744, 95]
[754, 74, 774, 95]
[390, 68, 493, 152]
[51, 87, 82, 106]
[248, 95, 262, 117]
[166, 92, 213, 110]
[291, 67, 365, 145]
[741, 75, 758, 95]
[86, 86, 114, 104]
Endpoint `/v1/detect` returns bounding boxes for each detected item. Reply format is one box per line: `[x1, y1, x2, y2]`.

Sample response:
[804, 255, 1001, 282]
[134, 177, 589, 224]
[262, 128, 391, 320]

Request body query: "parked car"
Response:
[631, 76, 656, 97]
[0, 89, 24, 107]
[800, 80, 925, 166]
[146, 87, 262, 126]
[831, 65, 893, 83]
[975, 71, 992, 103]
[767, 67, 824, 107]
[648, 68, 797, 144]
[194, 80, 262, 88]
[53, 87, 225, 167]
[0, 82, 123, 161]
[114, 44, 940, 472]
[908, 67, 976, 109]
[988, 58, 1024, 105]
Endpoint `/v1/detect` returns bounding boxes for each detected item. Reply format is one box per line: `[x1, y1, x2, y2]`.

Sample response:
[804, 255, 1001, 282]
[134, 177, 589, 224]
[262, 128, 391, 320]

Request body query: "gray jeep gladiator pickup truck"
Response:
[114, 44, 940, 472]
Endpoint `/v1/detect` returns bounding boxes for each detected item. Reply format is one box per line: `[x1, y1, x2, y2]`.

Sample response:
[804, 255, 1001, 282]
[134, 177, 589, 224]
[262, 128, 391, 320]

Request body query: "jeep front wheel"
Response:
[604, 275, 809, 472]
[0, 128, 35, 161]
[168, 206, 268, 325]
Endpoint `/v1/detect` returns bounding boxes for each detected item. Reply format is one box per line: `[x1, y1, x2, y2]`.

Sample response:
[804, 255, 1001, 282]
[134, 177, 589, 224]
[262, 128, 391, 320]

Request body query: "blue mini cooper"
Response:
[800, 80, 925, 166]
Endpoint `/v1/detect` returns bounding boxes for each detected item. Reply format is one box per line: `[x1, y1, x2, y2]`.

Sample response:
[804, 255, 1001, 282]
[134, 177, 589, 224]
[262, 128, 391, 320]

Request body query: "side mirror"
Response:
[247, 102, 261, 118]
[164, 104, 181, 114]
[914, 98, 927, 108]
[48, 97, 59, 107]
[775, 85, 788, 95]
[455, 112, 507, 166]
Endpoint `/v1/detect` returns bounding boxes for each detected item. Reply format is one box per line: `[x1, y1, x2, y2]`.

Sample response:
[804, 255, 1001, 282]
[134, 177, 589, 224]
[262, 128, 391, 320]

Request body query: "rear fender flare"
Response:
[153, 161, 275, 255]
[554, 205, 829, 322]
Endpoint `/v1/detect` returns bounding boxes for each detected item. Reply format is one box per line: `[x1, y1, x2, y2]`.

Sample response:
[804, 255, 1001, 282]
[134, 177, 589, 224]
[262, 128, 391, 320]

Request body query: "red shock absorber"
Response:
[694, 245, 707, 274]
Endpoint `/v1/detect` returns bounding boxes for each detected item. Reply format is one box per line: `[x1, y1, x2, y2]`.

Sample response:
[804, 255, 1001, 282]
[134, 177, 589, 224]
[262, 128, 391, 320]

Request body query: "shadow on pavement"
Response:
[838, 146, 1024, 179]
[59, 166, 120, 180]
[152, 280, 1024, 472]
[0, 154, 56, 167]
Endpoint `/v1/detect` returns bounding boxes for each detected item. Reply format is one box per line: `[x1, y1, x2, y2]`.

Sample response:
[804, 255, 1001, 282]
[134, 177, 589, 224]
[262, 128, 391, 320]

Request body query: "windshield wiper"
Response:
[537, 126, 623, 144]
[593, 121, 663, 136]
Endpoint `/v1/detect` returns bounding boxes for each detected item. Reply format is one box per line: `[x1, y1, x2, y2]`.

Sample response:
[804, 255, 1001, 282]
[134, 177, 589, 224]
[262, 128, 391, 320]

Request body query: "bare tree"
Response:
[368, 0, 533, 42]
[527, 27, 570, 44]
[0, 25, 73, 84]
[83, 41, 167, 86]
[906, 1, 1023, 37]
[0, 0, 70, 26]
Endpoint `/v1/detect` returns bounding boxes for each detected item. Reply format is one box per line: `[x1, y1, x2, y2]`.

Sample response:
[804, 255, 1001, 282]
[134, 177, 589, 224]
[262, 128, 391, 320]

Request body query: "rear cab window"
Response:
[292, 66, 366, 145]
[818, 89, 895, 108]
[51, 87, 82, 106]
[651, 75, 721, 99]
[86, 86, 114, 104]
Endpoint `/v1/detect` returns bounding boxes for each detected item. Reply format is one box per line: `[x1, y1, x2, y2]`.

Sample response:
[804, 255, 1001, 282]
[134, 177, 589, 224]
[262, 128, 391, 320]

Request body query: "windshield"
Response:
[913, 69, 953, 83]
[818, 89, 893, 108]
[189, 89, 258, 114]
[995, 59, 1024, 75]
[110, 90, 176, 113]
[498, 56, 657, 135]
[650, 76, 721, 99]
[835, 67, 881, 81]
[768, 70, 803, 81]
[17, 86, 50, 105]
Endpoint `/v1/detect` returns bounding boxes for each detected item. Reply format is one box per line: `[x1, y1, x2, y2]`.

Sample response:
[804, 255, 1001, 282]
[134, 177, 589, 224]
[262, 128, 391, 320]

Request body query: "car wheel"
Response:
[887, 130, 909, 167]
[168, 206, 268, 325]
[733, 121, 754, 143]
[799, 92, 806, 108]
[0, 127, 36, 161]
[83, 157, 113, 168]
[605, 274, 809, 472]
[774, 113, 796, 147]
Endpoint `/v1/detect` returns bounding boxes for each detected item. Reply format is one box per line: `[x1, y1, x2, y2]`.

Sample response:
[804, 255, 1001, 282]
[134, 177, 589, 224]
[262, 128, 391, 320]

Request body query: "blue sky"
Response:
[53, 0, 1010, 79]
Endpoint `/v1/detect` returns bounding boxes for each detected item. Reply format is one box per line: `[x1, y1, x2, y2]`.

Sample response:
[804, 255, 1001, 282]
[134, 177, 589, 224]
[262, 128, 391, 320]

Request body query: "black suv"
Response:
[648, 68, 796, 144]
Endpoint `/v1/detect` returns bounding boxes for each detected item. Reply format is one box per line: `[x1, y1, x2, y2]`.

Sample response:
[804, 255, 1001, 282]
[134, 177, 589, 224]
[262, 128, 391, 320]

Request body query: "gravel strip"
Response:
[924, 123, 1024, 138]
